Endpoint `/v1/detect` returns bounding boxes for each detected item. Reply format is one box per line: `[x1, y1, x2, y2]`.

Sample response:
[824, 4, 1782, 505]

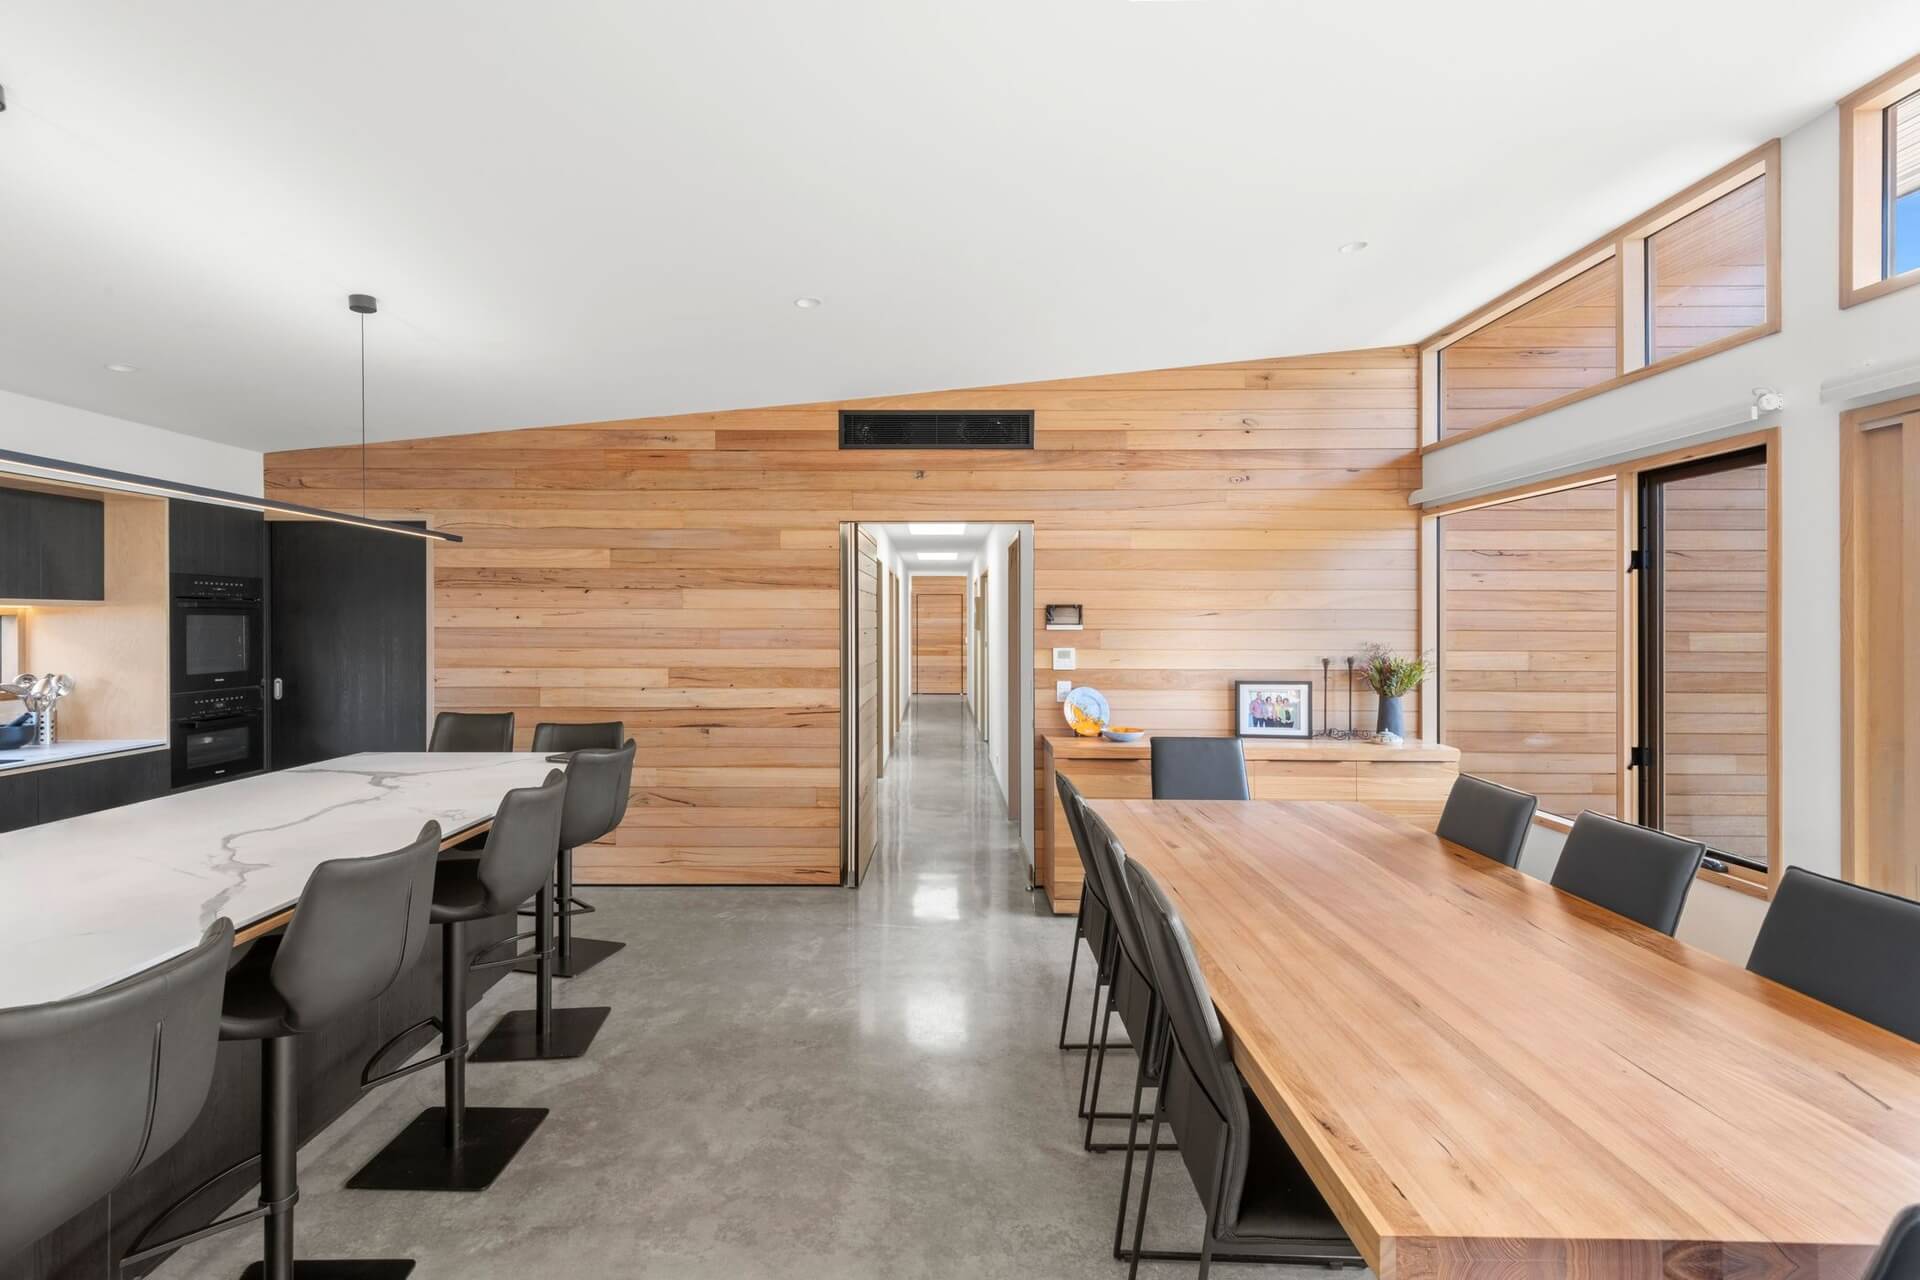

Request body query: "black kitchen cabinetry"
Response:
[0, 486, 105, 601]
[167, 498, 265, 578]
[0, 750, 168, 832]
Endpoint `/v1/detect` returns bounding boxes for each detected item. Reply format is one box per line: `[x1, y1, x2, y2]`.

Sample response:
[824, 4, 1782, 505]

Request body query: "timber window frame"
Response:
[1421, 429, 1782, 898]
[1840, 52, 1920, 309]
[1421, 141, 1782, 454]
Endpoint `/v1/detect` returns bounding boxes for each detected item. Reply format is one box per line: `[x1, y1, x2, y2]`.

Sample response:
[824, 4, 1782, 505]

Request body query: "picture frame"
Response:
[1234, 679, 1312, 739]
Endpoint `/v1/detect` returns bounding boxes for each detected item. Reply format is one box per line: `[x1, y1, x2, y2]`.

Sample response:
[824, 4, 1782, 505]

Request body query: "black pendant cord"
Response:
[360, 310, 368, 517]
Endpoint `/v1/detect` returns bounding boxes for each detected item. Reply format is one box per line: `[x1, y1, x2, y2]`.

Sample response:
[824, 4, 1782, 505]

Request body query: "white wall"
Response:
[0, 387, 263, 495]
[1426, 102, 1920, 956]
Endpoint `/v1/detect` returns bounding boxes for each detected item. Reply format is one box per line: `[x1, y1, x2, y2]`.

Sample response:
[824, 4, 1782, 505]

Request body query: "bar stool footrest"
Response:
[469, 1005, 610, 1062]
[238, 1262, 417, 1279]
[511, 935, 625, 978]
[345, 1106, 548, 1193]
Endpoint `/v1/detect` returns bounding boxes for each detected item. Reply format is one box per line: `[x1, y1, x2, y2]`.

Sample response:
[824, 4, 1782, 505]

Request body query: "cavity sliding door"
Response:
[841, 524, 881, 887]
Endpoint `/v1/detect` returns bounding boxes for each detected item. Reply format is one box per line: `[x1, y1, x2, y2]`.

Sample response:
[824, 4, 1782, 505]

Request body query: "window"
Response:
[1436, 481, 1621, 819]
[1892, 90, 1920, 278]
[1840, 53, 1920, 307]
[1423, 142, 1780, 450]
[1436, 261, 1618, 440]
[1636, 449, 1771, 873]
[1646, 177, 1770, 364]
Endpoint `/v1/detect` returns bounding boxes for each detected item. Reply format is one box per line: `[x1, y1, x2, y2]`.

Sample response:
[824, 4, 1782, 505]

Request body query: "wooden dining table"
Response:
[1091, 798, 1920, 1279]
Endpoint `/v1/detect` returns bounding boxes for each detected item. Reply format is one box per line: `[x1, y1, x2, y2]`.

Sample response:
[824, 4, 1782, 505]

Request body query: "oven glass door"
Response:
[172, 605, 261, 691]
[174, 714, 261, 785]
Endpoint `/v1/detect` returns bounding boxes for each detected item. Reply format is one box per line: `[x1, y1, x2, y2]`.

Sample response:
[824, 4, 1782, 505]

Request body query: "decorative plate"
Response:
[1064, 686, 1111, 736]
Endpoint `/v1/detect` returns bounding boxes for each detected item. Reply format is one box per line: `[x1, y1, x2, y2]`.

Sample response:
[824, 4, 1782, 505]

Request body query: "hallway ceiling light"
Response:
[907, 523, 966, 536]
[104, 363, 137, 373]
[793, 296, 822, 309]
[1338, 240, 1370, 254]
[915, 551, 960, 561]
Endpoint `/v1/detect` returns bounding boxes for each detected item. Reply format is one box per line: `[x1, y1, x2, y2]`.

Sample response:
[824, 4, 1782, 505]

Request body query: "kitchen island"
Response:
[1039, 733, 1461, 913]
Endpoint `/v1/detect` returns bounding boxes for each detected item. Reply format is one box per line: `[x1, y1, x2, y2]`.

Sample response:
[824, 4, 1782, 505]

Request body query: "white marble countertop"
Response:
[0, 738, 168, 773]
[0, 752, 565, 1008]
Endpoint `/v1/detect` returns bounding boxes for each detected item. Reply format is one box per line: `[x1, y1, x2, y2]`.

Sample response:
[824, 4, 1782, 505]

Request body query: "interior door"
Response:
[1004, 532, 1022, 813]
[912, 577, 965, 694]
[268, 520, 428, 770]
[850, 525, 881, 886]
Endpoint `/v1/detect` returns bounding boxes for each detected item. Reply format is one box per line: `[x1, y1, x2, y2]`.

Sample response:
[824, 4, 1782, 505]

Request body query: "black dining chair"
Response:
[1435, 774, 1537, 868]
[1056, 771, 1117, 1059]
[351, 770, 567, 1192]
[0, 921, 231, 1265]
[428, 711, 515, 752]
[1121, 860, 1362, 1277]
[1150, 738, 1250, 801]
[1075, 800, 1166, 1157]
[521, 721, 629, 979]
[1864, 1206, 1920, 1280]
[127, 827, 441, 1279]
[1747, 867, 1920, 1043]
[1549, 811, 1704, 936]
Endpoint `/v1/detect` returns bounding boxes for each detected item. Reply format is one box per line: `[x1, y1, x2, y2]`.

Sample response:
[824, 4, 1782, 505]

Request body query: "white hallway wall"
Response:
[1422, 95, 1920, 964]
[0, 387, 263, 495]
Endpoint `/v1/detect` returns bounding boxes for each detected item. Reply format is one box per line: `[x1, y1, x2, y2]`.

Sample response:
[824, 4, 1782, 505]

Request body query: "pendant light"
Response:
[348, 292, 377, 516]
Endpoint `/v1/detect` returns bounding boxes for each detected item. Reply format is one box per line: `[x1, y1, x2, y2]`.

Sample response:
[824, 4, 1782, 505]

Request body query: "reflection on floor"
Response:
[156, 695, 1359, 1278]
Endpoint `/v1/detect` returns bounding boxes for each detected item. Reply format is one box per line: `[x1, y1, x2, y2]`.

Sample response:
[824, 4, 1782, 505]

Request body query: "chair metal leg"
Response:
[474, 865, 609, 1061]
[1083, 990, 1118, 1151]
[516, 845, 625, 978]
[1057, 901, 1086, 1050]
[1124, 1087, 1166, 1280]
[346, 920, 548, 1193]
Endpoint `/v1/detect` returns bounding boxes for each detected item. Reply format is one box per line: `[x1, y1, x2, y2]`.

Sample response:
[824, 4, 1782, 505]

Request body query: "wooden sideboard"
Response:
[1039, 734, 1460, 914]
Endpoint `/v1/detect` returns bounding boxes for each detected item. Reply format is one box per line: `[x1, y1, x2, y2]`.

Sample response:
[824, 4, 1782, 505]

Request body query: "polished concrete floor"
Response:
[158, 696, 1359, 1278]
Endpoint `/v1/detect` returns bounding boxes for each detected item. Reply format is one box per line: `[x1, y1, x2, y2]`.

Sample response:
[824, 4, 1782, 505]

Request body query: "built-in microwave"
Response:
[169, 574, 263, 694]
[170, 686, 264, 788]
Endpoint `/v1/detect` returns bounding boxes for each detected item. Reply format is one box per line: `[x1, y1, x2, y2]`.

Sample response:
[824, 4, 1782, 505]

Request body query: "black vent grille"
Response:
[838, 411, 1034, 450]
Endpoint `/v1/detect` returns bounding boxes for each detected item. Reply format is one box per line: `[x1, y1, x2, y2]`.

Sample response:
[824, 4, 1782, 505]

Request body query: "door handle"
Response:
[272, 677, 284, 701]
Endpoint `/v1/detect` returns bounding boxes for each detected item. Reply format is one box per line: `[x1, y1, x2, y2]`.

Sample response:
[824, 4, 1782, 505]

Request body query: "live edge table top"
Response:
[1093, 798, 1920, 1280]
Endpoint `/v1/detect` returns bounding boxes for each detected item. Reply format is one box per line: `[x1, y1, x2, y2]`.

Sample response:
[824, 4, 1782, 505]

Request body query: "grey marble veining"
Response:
[0, 752, 561, 1008]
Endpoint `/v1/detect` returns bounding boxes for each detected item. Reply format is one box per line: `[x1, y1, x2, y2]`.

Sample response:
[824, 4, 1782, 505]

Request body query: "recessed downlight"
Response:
[907, 523, 966, 536]
[1338, 241, 1369, 255]
[105, 363, 137, 373]
[915, 551, 960, 561]
[794, 296, 823, 309]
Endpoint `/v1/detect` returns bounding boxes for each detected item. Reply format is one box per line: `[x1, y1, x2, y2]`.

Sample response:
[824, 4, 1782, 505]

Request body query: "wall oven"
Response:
[170, 574, 263, 694]
[171, 687, 265, 788]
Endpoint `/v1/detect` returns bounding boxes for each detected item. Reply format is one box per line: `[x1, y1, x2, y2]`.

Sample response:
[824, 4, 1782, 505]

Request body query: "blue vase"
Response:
[1375, 695, 1405, 739]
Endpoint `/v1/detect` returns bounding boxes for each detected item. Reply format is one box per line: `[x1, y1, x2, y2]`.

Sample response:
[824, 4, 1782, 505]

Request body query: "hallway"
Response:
[153, 696, 1335, 1279]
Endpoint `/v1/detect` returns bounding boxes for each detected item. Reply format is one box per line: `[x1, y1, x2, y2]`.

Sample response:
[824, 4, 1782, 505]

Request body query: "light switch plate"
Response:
[1052, 646, 1077, 670]
[1055, 680, 1072, 702]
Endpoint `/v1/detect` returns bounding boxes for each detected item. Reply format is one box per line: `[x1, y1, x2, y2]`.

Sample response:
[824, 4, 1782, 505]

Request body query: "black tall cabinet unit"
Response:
[268, 521, 429, 767]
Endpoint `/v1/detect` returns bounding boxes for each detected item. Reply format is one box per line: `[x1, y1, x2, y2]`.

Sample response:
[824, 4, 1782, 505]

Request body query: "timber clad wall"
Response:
[911, 576, 966, 695]
[265, 346, 1420, 885]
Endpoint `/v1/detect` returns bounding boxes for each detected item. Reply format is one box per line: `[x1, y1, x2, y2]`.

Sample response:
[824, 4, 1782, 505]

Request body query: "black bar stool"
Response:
[476, 740, 635, 1061]
[126, 825, 442, 1279]
[518, 720, 628, 978]
[0, 921, 231, 1266]
[428, 711, 515, 752]
[349, 770, 567, 1192]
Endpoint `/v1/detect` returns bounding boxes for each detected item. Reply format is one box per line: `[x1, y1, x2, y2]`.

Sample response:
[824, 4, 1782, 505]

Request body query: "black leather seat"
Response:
[1435, 774, 1537, 868]
[1056, 771, 1117, 1061]
[476, 741, 635, 1060]
[1747, 867, 1920, 1042]
[1075, 801, 1167, 1159]
[350, 770, 567, 1193]
[429, 710, 515, 752]
[1150, 738, 1251, 801]
[1550, 811, 1704, 936]
[1864, 1206, 1920, 1280]
[519, 722, 630, 979]
[0, 921, 231, 1264]
[1121, 860, 1361, 1276]
[129, 828, 441, 1279]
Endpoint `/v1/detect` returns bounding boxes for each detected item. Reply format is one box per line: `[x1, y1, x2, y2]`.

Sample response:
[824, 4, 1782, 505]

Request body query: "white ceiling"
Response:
[1, 2, 1915, 453]
[874, 522, 997, 569]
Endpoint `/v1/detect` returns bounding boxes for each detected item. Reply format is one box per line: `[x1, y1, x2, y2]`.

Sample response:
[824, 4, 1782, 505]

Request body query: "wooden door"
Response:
[1004, 532, 1022, 814]
[974, 571, 988, 732]
[1843, 398, 1920, 897]
[912, 576, 965, 694]
[853, 527, 880, 883]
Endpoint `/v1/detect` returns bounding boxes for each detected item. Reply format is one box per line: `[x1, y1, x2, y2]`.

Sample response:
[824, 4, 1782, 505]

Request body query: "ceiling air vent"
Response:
[838, 411, 1034, 450]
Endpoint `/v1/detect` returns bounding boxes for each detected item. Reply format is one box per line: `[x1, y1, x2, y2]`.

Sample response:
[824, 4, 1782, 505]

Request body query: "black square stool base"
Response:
[239, 1262, 416, 1279]
[513, 936, 625, 979]
[345, 1106, 547, 1192]
[469, 1006, 610, 1062]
